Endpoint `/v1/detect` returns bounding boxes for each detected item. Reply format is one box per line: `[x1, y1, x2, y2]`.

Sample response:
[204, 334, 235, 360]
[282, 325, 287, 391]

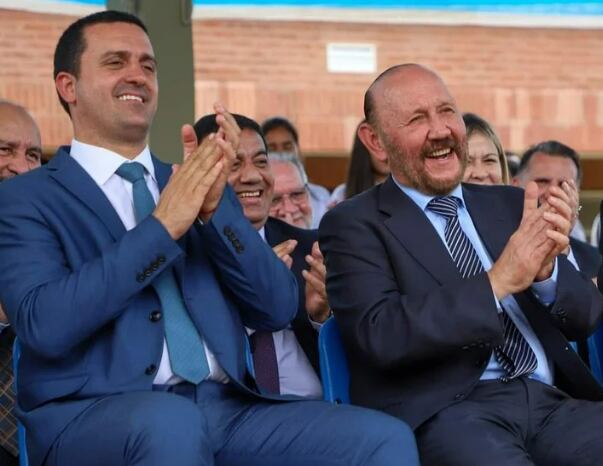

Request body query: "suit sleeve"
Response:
[196, 186, 298, 331]
[546, 255, 603, 341]
[319, 205, 504, 371]
[0, 184, 183, 358]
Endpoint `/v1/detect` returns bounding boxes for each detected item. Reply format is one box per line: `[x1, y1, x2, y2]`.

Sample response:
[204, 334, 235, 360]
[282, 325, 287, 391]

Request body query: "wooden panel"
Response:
[304, 154, 349, 191]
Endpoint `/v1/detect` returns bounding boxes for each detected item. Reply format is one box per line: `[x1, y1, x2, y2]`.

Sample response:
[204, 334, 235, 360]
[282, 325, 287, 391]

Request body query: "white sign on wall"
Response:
[326, 43, 376, 74]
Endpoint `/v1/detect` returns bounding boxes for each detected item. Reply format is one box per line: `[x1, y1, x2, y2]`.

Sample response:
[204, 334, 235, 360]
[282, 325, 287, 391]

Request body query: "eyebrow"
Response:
[100, 50, 157, 66]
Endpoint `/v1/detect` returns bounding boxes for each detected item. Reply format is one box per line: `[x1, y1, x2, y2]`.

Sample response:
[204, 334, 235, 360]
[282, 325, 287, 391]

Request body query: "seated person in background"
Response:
[0, 12, 416, 466]
[512, 140, 598, 277]
[329, 119, 390, 208]
[261, 116, 330, 227]
[320, 63, 603, 466]
[0, 99, 43, 466]
[268, 152, 314, 229]
[193, 114, 329, 398]
[462, 112, 509, 186]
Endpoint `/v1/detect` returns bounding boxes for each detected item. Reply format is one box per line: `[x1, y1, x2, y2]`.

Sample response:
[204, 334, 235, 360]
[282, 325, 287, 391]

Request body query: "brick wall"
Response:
[2, 8, 603, 158]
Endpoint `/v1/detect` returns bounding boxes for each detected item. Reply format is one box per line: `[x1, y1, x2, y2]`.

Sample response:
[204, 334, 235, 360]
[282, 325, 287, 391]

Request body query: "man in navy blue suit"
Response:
[320, 63, 603, 465]
[194, 113, 328, 398]
[0, 11, 417, 466]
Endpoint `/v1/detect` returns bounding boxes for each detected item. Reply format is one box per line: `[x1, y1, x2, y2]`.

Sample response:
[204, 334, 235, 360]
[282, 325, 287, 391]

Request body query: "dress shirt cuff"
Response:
[531, 257, 558, 306]
[565, 247, 579, 271]
[0, 322, 9, 333]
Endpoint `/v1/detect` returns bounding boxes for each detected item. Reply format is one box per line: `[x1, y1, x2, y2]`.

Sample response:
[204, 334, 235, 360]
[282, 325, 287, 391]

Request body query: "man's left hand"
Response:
[303, 242, 330, 323]
[534, 183, 573, 281]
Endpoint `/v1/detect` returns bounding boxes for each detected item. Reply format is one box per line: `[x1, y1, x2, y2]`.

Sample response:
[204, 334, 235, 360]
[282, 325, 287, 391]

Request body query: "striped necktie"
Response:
[427, 196, 537, 381]
[116, 162, 210, 384]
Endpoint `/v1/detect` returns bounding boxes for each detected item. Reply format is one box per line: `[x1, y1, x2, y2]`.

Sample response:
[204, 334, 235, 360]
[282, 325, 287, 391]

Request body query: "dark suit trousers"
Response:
[416, 377, 603, 466]
[45, 381, 418, 466]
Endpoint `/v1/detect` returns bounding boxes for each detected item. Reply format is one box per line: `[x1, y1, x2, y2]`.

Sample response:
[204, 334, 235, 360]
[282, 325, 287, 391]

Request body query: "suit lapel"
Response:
[379, 177, 460, 284]
[47, 147, 126, 240]
[462, 184, 510, 262]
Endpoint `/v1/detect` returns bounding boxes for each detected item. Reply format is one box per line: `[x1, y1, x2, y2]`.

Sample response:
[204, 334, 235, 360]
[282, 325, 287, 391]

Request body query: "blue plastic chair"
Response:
[12, 339, 28, 466]
[318, 317, 350, 404]
[587, 325, 603, 384]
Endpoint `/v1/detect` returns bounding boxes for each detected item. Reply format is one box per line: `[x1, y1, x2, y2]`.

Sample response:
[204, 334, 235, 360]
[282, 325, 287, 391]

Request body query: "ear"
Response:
[357, 121, 388, 166]
[55, 71, 77, 109]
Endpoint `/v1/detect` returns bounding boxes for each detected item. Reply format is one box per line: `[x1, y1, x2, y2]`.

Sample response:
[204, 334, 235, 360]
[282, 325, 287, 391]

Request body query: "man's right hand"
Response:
[0, 303, 7, 324]
[487, 182, 568, 300]
[153, 133, 227, 240]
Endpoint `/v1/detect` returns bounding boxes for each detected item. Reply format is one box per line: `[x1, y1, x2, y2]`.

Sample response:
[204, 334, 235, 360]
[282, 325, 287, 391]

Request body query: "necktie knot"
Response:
[116, 162, 146, 184]
[427, 196, 460, 220]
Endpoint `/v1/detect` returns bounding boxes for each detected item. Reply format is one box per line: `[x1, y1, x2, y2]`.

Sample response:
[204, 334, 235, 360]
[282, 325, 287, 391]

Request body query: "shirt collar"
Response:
[70, 139, 156, 187]
[257, 226, 266, 242]
[391, 176, 466, 212]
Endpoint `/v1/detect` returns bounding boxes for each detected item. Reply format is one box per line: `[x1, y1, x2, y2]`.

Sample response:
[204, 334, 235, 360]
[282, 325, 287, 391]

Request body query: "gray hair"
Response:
[267, 151, 309, 185]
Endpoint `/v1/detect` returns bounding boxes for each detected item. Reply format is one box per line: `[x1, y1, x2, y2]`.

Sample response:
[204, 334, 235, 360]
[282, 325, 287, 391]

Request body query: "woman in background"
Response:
[329, 120, 389, 207]
[462, 112, 509, 186]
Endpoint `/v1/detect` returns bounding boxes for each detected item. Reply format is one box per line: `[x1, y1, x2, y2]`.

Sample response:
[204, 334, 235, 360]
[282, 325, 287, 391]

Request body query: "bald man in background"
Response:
[0, 100, 42, 465]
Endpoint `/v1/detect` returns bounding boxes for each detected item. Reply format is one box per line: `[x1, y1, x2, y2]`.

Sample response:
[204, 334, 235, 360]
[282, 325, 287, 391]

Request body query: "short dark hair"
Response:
[53, 10, 149, 115]
[518, 140, 582, 183]
[260, 116, 299, 144]
[193, 113, 267, 150]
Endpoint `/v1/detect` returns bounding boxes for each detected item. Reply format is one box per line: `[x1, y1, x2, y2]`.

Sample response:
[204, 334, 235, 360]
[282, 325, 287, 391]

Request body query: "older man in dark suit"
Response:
[320, 63, 603, 466]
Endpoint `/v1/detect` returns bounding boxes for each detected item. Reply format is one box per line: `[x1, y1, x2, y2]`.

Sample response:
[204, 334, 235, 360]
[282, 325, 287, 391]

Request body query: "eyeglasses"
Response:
[271, 187, 309, 208]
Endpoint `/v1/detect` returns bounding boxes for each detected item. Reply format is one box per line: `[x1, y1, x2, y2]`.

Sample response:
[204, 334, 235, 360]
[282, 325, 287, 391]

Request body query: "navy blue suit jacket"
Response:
[0, 148, 298, 466]
[320, 177, 603, 429]
[264, 217, 319, 372]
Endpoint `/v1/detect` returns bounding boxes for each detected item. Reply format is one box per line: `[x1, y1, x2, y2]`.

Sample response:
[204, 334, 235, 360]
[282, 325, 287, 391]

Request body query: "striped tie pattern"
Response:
[427, 196, 537, 381]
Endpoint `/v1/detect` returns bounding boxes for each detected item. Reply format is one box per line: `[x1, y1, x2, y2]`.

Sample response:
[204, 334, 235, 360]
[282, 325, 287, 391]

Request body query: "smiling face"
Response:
[464, 131, 504, 186]
[371, 66, 467, 196]
[227, 128, 274, 230]
[0, 104, 42, 182]
[56, 21, 158, 155]
[269, 161, 312, 229]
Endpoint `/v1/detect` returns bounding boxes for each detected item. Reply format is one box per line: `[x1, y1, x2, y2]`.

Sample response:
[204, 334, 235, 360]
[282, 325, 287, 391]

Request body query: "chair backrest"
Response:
[588, 325, 603, 384]
[318, 317, 350, 404]
[12, 339, 29, 466]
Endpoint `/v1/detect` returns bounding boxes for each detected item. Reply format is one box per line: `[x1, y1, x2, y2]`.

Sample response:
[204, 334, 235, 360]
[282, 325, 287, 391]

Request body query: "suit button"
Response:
[144, 269, 152, 278]
[149, 311, 162, 322]
[145, 364, 157, 375]
[461, 345, 469, 351]
[561, 317, 567, 324]
[455, 393, 464, 400]
[223, 226, 233, 236]
[137, 273, 145, 283]
[157, 255, 166, 264]
[151, 262, 159, 271]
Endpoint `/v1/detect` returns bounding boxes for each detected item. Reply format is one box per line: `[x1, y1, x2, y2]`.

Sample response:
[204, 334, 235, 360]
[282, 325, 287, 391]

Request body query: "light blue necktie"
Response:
[116, 162, 210, 384]
[427, 196, 538, 382]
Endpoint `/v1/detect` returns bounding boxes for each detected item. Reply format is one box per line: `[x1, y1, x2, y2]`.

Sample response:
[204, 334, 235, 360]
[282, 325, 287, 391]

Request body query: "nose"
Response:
[9, 150, 32, 175]
[124, 62, 147, 86]
[427, 114, 452, 140]
[239, 162, 262, 184]
[281, 195, 298, 213]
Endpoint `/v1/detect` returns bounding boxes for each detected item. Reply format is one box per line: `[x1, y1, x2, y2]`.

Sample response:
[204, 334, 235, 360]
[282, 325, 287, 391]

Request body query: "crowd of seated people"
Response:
[2, 9, 603, 466]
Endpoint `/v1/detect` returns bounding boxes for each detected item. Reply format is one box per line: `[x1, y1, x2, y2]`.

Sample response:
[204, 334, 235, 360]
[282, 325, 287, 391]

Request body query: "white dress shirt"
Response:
[247, 227, 322, 399]
[70, 139, 228, 385]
